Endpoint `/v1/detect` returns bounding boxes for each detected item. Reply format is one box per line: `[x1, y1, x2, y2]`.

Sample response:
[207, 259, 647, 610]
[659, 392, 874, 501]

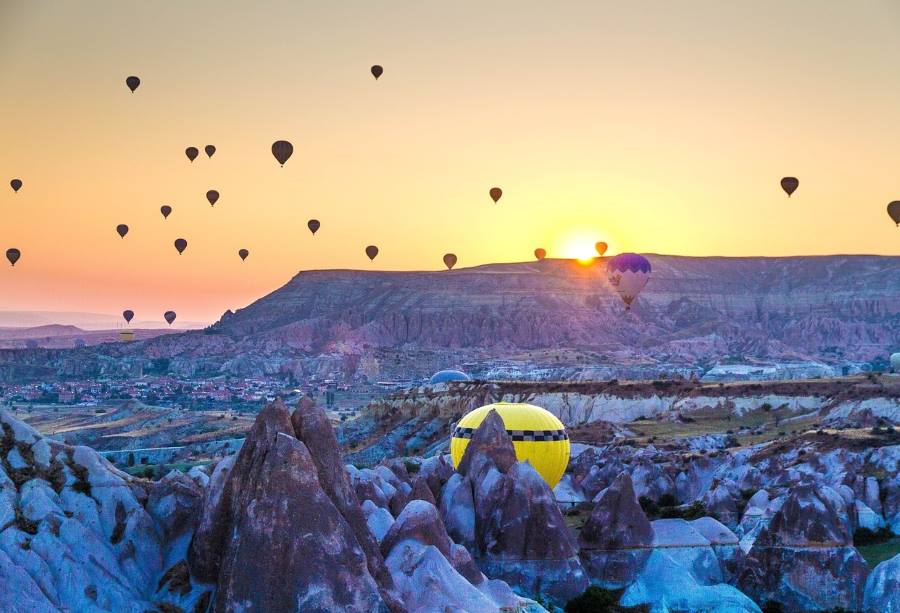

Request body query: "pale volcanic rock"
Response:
[446, 409, 588, 605]
[290, 396, 398, 603]
[863, 554, 900, 613]
[737, 483, 870, 611]
[189, 400, 390, 612]
[578, 471, 654, 589]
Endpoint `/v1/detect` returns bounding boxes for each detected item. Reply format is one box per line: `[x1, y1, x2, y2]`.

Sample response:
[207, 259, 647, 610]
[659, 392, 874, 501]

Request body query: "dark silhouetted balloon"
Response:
[308, 219, 320, 235]
[206, 190, 219, 207]
[123, 310, 134, 324]
[781, 177, 799, 197]
[534, 248, 546, 261]
[205, 145, 216, 158]
[174, 238, 187, 255]
[238, 248, 249, 261]
[164, 311, 177, 325]
[116, 224, 129, 239]
[489, 187, 502, 203]
[889, 201, 900, 226]
[365, 245, 379, 260]
[10, 179, 22, 193]
[443, 253, 457, 270]
[6, 249, 20, 267]
[271, 140, 293, 166]
[160, 205, 172, 219]
[126, 76, 140, 92]
[185, 147, 199, 162]
[595, 242, 608, 257]
[371, 65, 383, 80]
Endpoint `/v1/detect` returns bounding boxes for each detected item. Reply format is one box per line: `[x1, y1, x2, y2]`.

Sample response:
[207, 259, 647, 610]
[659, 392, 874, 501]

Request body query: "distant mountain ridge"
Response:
[201, 255, 898, 362]
[4, 255, 897, 381]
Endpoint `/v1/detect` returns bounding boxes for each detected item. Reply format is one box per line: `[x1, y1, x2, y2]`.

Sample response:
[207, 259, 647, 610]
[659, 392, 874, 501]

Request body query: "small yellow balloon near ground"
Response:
[450, 402, 570, 488]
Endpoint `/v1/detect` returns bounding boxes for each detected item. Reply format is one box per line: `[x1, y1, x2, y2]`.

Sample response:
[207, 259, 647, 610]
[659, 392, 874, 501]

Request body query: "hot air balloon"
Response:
[125, 76, 140, 92]
[891, 352, 900, 372]
[204, 145, 216, 158]
[238, 248, 249, 261]
[595, 242, 608, 257]
[371, 65, 383, 80]
[116, 224, 129, 239]
[365, 245, 379, 260]
[307, 219, 320, 235]
[6, 249, 20, 267]
[489, 187, 502, 203]
[450, 402, 569, 488]
[10, 179, 22, 193]
[122, 310, 134, 324]
[888, 201, 900, 226]
[781, 177, 799, 197]
[185, 147, 199, 162]
[174, 238, 187, 255]
[534, 248, 546, 261]
[164, 311, 177, 325]
[271, 140, 293, 166]
[206, 190, 219, 207]
[606, 253, 651, 310]
[443, 253, 457, 270]
[890, 352, 900, 372]
[160, 205, 172, 219]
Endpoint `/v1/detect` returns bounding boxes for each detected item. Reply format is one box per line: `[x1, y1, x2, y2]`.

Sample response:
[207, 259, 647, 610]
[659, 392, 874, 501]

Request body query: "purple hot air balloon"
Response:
[606, 253, 652, 310]
[122, 310, 134, 324]
[163, 311, 176, 325]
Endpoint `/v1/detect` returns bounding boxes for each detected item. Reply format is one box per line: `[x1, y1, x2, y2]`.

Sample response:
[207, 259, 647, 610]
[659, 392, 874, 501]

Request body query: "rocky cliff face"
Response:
[206, 256, 900, 361]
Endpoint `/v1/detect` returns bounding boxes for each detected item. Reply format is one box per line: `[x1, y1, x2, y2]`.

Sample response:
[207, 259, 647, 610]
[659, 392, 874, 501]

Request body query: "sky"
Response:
[1, 1, 899, 324]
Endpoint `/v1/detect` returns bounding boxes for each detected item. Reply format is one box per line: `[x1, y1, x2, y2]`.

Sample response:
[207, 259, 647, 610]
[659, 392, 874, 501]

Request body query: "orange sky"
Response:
[1, 1, 899, 323]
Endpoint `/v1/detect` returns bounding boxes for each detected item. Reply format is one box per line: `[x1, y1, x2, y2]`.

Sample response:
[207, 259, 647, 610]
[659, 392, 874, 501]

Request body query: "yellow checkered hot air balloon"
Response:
[450, 402, 570, 488]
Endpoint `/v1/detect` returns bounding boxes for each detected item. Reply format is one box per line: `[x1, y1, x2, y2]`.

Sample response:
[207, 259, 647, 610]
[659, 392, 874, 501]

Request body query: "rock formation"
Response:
[443, 409, 588, 605]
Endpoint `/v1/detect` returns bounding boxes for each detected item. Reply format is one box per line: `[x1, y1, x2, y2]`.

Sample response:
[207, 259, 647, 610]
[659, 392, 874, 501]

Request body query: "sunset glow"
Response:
[2, 1, 899, 323]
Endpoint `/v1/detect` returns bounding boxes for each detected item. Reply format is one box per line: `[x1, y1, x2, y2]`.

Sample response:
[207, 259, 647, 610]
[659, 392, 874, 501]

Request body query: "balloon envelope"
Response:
[238, 248, 249, 261]
[174, 238, 187, 254]
[534, 248, 546, 261]
[365, 245, 379, 260]
[606, 253, 652, 310]
[888, 201, 900, 225]
[891, 352, 900, 373]
[206, 190, 219, 206]
[122, 310, 134, 324]
[185, 147, 198, 162]
[271, 140, 293, 166]
[443, 253, 457, 270]
[125, 76, 140, 92]
[204, 145, 216, 158]
[450, 402, 569, 488]
[595, 242, 608, 257]
[164, 311, 176, 325]
[116, 224, 129, 239]
[781, 177, 799, 197]
[10, 179, 22, 193]
[489, 187, 502, 203]
[307, 219, 320, 235]
[371, 65, 383, 79]
[6, 248, 20, 267]
[160, 205, 172, 219]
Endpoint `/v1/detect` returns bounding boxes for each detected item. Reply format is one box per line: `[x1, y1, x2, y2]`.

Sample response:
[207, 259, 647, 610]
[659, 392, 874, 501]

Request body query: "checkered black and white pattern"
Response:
[452, 426, 568, 441]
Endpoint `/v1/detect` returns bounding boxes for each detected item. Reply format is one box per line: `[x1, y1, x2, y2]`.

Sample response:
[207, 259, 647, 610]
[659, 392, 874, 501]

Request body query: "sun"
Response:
[558, 232, 602, 264]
